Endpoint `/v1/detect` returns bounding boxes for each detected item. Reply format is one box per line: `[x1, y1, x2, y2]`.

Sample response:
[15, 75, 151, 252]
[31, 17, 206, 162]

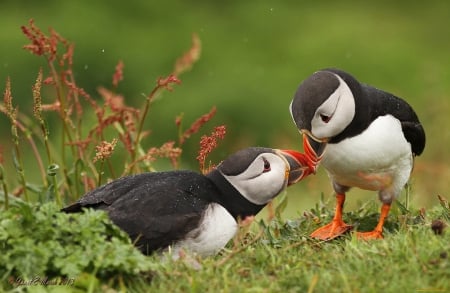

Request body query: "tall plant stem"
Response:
[0, 165, 9, 210]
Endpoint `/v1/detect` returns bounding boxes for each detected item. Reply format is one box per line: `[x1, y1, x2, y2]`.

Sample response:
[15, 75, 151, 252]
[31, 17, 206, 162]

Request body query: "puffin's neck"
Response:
[206, 169, 265, 220]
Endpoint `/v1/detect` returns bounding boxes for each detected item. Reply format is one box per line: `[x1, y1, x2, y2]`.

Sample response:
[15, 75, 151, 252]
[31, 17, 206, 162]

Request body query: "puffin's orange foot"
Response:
[310, 221, 353, 240]
[356, 230, 383, 240]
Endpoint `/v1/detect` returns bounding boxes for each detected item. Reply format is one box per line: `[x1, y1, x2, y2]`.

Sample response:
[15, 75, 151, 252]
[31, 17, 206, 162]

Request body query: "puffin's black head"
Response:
[214, 147, 312, 205]
[289, 69, 358, 171]
[290, 71, 340, 132]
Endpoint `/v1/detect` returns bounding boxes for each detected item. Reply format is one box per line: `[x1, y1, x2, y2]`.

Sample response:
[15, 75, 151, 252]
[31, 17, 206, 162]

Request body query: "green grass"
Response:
[128, 197, 449, 293]
[2, 195, 449, 292]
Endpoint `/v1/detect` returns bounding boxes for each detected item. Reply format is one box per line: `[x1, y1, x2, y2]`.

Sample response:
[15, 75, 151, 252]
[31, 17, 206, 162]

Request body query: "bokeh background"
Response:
[1, 1, 449, 217]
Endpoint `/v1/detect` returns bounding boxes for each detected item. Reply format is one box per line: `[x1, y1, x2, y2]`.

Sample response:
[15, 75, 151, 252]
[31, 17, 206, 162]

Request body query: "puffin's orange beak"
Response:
[278, 149, 314, 186]
[301, 131, 327, 173]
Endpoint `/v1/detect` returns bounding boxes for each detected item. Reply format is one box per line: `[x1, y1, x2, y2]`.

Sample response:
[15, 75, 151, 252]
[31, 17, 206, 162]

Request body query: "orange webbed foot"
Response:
[356, 203, 390, 240]
[356, 230, 383, 240]
[310, 220, 353, 240]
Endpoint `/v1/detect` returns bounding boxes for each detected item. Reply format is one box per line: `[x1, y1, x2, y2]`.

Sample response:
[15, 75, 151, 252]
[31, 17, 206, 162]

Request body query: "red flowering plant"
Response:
[197, 125, 227, 174]
[0, 20, 224, 208]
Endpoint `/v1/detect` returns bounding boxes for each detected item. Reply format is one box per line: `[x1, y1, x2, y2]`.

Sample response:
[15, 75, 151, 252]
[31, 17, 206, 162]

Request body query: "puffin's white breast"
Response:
[171, 203, 237, 258]
[322, 115, 413, 194]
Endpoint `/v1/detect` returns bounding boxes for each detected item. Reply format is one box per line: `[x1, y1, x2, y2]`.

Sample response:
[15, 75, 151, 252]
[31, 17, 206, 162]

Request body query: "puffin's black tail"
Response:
[61, 202, 108, 213]
[61, 203, 83, 213]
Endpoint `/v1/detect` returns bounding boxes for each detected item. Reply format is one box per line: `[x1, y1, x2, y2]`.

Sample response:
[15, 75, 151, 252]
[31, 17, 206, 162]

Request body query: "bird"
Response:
[289, 68, 426, 240]
[62, 147, 313, 257]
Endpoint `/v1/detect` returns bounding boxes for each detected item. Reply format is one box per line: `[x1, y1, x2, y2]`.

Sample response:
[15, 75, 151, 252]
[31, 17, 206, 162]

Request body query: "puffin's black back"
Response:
[63, 171, 219, 254]
[323, 68, 426, 155]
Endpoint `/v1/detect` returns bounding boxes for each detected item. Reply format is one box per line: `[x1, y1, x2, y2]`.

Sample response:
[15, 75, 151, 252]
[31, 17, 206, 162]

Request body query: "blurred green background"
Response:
[1, 0, 449, 216]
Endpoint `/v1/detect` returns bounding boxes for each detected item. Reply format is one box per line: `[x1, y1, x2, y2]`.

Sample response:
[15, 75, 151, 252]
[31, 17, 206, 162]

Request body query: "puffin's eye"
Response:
[320, 114, 331, 123]
[262, 158, 271, 173]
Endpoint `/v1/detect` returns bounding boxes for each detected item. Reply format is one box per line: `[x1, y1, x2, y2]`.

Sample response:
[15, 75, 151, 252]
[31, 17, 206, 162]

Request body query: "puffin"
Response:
[289, 68, 426, 240]
[62, 147, 313, 256]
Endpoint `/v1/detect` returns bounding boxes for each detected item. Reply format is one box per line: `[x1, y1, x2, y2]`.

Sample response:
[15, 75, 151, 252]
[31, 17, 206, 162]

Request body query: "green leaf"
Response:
[275, 192, 288, 218]
[12, 148, 22, 173]
[25, 182, 45, 194]
[0, 201, 152, 288]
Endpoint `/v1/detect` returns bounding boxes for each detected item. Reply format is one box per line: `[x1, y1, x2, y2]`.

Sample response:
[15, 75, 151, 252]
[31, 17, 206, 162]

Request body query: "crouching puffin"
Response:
[62, 147, 312, 256]
[289, 68, 426, 240]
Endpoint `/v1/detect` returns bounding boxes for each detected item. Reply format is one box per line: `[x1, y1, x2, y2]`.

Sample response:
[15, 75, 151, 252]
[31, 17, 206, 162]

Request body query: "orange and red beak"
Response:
[276, 131, 327, 186]
[301, 130, 327, 173]
[278, 149, 314, 186]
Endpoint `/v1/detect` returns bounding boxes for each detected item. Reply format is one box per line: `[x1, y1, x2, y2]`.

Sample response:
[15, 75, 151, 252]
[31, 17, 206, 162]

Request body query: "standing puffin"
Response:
[63, 147, 312, 256]
[289, 68, 425, 240]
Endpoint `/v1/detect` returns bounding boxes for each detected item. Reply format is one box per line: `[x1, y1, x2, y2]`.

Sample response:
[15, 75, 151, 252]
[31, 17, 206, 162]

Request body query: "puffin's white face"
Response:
[310, 74, 356, 140]
[222, 153, 288, 205]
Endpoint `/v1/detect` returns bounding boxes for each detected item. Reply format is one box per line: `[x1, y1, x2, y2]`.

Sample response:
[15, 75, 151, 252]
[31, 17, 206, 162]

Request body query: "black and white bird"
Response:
[62, 147, 312, 256]
[289, 68, 426, 239]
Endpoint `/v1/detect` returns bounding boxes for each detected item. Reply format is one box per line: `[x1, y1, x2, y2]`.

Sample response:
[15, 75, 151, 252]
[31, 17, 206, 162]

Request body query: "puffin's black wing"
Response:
[62, 170, 218, 254]
[399, 121, 426, 156]
[362, 85, 426, 156]
[322, 68, 425, 155]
